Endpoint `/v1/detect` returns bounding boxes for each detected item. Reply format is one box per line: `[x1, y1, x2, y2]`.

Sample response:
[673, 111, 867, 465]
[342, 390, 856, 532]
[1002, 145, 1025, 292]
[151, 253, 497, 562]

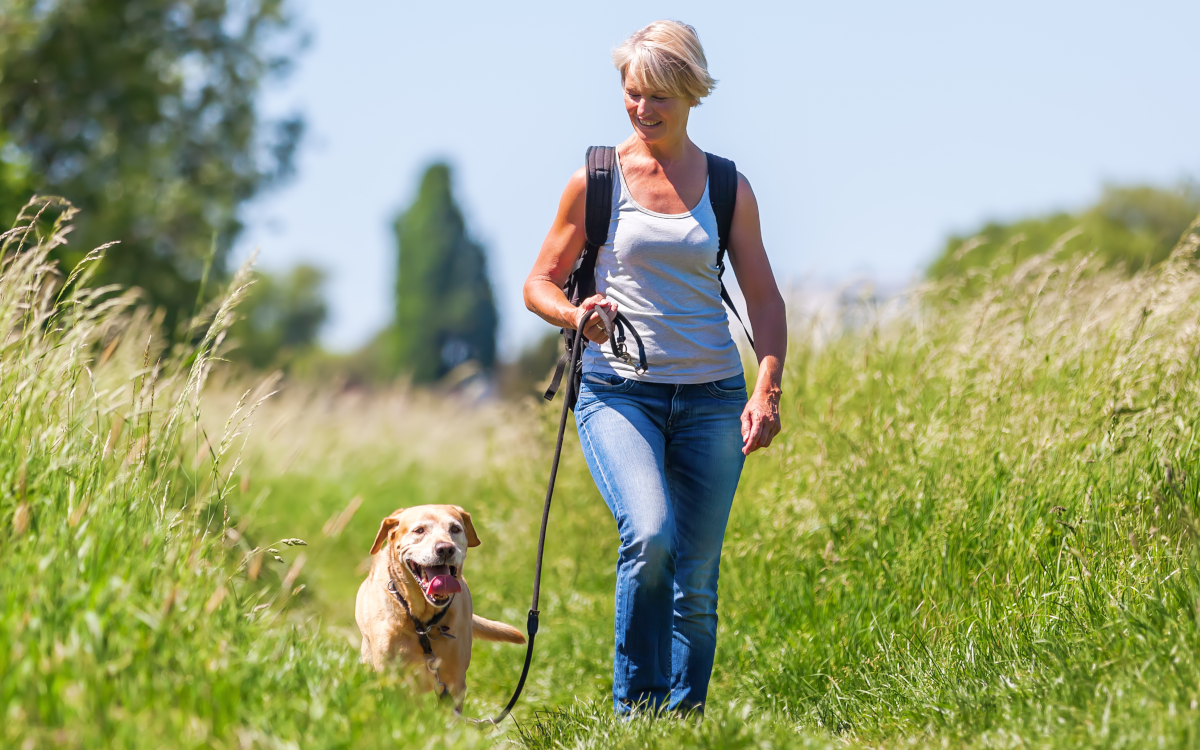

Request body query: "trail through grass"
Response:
[6, 200, 1200, 747]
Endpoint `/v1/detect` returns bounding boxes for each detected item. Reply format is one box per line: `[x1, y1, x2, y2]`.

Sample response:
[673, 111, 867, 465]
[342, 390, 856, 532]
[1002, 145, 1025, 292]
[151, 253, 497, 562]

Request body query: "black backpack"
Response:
[543, 146, 754, 410]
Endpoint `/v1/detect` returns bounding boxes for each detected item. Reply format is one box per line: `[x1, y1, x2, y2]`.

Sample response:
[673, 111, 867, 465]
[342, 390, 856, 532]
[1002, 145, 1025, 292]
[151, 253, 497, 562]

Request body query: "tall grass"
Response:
[243, 216, 1200, 748]
[0, 199, 491, 748]
[8, 198, 1200, 748]
[710, 220, 1200, 746]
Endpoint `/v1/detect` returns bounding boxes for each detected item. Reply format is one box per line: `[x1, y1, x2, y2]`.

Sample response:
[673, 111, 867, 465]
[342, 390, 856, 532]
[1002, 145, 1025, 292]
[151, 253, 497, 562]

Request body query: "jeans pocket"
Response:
[582, 371, 635, 392]
[704, 373, 747, 401]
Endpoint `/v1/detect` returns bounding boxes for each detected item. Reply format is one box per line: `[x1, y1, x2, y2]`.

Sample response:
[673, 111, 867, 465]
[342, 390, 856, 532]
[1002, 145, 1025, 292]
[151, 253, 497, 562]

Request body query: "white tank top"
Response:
[582, 153, 744, 384]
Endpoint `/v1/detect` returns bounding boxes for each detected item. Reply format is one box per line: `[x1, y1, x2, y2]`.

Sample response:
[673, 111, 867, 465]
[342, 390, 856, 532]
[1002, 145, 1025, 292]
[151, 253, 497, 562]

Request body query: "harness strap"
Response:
[388, 578, 454, 696]
[583, 146, 616, 251]
[718, 262, 755, 350]
[706, 151, 756, 350]
[543, 146, 616, 406]
[544, 351, 569, 401]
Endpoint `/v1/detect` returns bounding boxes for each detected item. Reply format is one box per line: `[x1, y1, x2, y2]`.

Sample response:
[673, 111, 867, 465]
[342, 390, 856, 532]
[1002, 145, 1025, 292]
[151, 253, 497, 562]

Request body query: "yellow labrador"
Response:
[355, 504, 524, 704]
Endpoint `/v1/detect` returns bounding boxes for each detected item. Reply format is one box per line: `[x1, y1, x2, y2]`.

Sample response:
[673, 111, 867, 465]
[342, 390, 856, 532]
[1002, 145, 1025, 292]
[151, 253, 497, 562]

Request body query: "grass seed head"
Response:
[205, 586, 227, 614]
[282, 553, 306, 592]
[12, 503, 30, 537]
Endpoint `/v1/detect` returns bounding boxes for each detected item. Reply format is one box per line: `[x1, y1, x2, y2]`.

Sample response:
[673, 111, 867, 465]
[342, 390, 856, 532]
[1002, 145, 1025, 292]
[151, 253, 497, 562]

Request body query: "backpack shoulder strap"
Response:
[565, 145, 615, 307]
[705, 152, 755, 351]
[544, 146, 616, 404]
[706, 152, 737, 264]
[584, 146, 617, 251]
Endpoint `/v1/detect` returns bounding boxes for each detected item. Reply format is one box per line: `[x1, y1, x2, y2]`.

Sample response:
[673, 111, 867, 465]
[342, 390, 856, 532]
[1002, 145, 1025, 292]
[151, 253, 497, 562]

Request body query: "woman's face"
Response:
[623, 78, 693, 147]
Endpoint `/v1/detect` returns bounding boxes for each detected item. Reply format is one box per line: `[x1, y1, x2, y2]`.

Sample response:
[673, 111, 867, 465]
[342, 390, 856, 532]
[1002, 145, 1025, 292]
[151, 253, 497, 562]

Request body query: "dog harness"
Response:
[388, 578, 455, 697]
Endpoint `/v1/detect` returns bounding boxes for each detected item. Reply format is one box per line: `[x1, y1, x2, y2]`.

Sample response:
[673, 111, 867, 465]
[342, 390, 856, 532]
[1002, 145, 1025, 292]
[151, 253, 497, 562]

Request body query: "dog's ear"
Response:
[369, 514, 401, 555]
[453, 506, 481, 548]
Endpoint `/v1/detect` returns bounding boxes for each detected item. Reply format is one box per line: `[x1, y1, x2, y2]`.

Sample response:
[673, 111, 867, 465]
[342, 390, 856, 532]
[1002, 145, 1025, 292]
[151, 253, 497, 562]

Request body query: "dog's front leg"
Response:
[359, 633, 373, 665]
[430, 673, 466, 713]
[367, 628, 401, 672]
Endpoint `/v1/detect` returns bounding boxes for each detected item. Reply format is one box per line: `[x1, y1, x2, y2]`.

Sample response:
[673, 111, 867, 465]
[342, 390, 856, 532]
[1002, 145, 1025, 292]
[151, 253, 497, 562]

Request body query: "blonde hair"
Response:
[612, 21, 716, 105]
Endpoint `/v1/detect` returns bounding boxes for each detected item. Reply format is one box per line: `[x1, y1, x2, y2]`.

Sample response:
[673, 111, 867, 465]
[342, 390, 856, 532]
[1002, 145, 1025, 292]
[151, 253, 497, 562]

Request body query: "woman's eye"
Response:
[449, 524, 462, 534]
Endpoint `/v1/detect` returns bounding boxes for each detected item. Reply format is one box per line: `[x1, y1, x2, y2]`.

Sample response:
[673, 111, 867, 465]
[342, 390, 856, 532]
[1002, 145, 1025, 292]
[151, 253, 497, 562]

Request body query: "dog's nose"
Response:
[435, 542, 455, 560]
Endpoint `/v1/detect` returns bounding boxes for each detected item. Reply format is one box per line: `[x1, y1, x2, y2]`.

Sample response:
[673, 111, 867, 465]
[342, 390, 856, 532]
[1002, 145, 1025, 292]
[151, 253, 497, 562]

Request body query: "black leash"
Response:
[481, 307, 645, 725]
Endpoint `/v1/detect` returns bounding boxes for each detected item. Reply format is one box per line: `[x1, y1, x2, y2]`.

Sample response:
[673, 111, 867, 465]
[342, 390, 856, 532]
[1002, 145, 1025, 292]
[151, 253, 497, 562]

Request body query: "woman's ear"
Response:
[370, 514, 402, 555]
[453, 506, 481, 547]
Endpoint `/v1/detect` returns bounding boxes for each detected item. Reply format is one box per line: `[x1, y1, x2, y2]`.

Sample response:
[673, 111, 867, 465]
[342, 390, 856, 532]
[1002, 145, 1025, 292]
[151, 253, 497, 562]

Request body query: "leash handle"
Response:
[594, 305, 615, 339]
[587, 304, 647, 375]
[593, 306, 648, 376]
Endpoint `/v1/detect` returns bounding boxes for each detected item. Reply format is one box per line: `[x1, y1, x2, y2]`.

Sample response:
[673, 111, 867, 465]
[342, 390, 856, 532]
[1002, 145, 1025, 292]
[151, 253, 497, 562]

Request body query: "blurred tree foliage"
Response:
[929, 184, 1200, 284]
[391, 164, 497, 384]
[228, 264, 327, 369]
[0, 0, 304, 330]
[497, 330, 562, 398]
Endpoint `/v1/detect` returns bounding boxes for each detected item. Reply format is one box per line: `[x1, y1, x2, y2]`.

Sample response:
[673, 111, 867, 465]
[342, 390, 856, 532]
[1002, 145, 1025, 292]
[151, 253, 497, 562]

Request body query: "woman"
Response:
[523, 20, 787, 715]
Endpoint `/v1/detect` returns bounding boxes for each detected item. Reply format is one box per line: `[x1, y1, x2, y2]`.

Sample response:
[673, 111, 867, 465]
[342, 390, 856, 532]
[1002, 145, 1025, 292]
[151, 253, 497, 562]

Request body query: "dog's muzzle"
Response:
[407, 560, 461, 602]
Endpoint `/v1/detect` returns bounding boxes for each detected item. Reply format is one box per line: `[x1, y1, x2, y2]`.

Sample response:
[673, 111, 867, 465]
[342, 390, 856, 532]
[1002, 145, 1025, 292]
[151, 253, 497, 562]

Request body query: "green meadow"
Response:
[6, 200, 1200, 748]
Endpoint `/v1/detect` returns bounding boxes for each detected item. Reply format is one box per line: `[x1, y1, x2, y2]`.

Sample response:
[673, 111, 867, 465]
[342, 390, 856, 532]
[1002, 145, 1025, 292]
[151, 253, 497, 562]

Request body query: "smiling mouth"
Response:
[406, 559, 461, 604]
[637, 118, 661, 127]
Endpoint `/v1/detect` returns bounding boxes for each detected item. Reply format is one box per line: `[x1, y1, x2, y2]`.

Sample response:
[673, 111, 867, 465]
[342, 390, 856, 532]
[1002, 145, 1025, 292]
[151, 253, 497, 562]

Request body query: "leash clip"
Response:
[617, 351, 647, 376]
[606, 316, 648, 376]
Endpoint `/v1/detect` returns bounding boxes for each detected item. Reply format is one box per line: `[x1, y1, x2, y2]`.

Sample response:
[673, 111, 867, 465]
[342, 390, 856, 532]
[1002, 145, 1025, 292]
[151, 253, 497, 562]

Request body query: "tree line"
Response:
[5, 2, 1195, 392]
[0, 0, 506, 387]
[928, 184, 1200, 287]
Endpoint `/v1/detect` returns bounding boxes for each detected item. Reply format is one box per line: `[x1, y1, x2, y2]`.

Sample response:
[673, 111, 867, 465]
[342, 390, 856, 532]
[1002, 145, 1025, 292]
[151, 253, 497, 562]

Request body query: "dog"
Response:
[355, 504, 525, 704]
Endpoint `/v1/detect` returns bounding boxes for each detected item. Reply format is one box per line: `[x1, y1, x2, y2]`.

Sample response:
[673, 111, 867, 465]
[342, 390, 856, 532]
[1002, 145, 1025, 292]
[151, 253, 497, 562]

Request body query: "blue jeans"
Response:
[574, 370, 748, 714]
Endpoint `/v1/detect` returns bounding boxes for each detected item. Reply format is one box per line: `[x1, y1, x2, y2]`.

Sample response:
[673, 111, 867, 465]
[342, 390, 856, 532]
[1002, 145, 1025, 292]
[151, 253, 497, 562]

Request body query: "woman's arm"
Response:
[726, 173, 787, 455]
[523, 168, 617, 344]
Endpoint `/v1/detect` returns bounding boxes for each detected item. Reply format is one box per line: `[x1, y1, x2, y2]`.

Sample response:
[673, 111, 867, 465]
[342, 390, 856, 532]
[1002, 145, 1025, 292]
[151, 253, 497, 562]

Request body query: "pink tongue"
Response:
[425, 574, 461, 597]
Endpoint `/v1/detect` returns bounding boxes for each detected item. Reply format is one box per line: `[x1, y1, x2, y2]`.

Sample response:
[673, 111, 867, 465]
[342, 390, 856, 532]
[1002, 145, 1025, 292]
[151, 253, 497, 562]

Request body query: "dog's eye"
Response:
[449, 524, 462, 535]
[412, 526, 425, 535]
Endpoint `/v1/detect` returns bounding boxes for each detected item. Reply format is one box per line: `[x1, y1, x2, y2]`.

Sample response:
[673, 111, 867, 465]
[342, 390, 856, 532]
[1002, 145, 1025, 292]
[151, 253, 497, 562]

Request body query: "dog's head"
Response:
[369, 505, 480, 607]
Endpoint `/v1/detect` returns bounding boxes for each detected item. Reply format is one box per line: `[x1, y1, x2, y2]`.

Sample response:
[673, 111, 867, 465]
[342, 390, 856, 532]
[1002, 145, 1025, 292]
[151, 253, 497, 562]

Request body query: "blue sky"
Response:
[235, 0, 1200, 351]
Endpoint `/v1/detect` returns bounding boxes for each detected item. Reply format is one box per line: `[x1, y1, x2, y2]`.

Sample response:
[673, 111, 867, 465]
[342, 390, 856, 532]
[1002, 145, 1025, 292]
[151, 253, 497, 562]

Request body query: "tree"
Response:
[392, 164, 497, 383]
[497, 330, 563, 398]
[929, 184, 1200, 284]
[0, 0, 304, 330]
[228, 264, 327, 369]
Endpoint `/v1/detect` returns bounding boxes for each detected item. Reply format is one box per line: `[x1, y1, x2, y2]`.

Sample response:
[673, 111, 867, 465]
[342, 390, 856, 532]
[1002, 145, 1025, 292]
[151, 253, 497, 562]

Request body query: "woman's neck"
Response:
[624, 134, 695, 166]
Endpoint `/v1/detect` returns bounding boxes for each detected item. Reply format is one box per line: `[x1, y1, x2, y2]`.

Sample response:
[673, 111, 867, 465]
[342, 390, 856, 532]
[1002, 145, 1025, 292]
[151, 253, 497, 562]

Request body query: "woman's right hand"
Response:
[576, 295, 619, 344]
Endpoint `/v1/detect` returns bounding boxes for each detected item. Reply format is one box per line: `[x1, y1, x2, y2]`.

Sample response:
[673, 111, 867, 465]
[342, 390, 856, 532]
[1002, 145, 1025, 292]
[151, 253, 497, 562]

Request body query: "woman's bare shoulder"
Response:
[736, 170, 755, 194]
[564, 166, 587, 198]
[735, 171, 759, 212]
[553, 166, 588, 224]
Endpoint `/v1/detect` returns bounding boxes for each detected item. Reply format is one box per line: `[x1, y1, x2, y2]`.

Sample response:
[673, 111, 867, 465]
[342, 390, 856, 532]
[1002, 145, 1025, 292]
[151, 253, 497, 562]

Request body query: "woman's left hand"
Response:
[740, 389, 781, 455]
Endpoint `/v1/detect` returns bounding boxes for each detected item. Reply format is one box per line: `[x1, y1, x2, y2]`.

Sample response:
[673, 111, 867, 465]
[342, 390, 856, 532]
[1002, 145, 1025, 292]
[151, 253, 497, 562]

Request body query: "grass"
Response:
[5, 197, 1200, 747]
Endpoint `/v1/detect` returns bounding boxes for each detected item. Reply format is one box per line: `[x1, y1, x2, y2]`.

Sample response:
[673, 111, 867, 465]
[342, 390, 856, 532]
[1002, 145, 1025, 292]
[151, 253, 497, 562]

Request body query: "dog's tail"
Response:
[472, 614, 526, 644]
